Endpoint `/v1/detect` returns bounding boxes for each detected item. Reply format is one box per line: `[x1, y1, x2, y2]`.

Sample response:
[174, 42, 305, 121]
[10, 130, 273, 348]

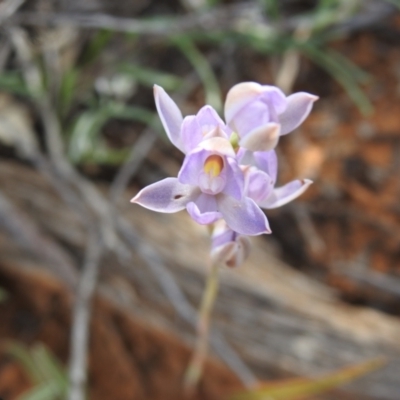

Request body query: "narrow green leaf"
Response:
[85, 146, 130, 165]
[68, 110, 110, 163]
[68, 102, 160, 163]
[6, 343, 44, 384]
[119, 64, 182, 91]
[261, 0, 281, 20]
[80, 30, 114, 66]
[0, 287, 7, 303]
[106, 103, 157, 126]
[301, 43, 373, 115]
[31, 344, 68, 390]
[171, 36, 222, 112]
[230, 358, 385, 400]
[59, 68, 78, 117]
[0, 72, 30, 96]
[19, 381, 62, 400]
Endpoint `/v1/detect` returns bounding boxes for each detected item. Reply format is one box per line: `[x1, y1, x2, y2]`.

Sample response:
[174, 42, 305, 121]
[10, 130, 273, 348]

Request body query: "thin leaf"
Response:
[0, 287, 8, 303]
[0, 71, 30, 96]
[68, 102, 160, 163]
[80, 29, 114, 66]
[6, 343, 44, 384]
[119, 64, 182, 91]
[19, 381, 62, 400]
[107, 103, 157, 126]
[85, 146, 130, 165]
[230, 358, 385, 400]
[59, 68, 78, 117]
[68, 110, 110, 163]
[261, 0, 281, 21]
[171, 36, 222, 112]
[301, 43, 373, 115]
[31, 344, 68, 390]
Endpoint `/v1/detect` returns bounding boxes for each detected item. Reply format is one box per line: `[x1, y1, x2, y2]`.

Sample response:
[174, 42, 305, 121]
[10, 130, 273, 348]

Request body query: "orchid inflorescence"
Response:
[132, 82, 317, 268]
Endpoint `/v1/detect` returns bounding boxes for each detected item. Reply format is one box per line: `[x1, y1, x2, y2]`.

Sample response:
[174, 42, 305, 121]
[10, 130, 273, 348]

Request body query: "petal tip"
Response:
[153, 84, 161, 96]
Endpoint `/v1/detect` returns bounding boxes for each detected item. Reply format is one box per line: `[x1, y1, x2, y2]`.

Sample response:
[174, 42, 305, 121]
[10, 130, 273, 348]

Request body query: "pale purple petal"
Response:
[246, 169, 274, 203]
[253, 150, 278, 184]
[211, 236, 251, 268]
[211, 221, 251, 268]
[239, 123, 280, 152]
[223, 157, 244, 201]
[279, 92, 318, 135]
[259, 179, 313, 209]
[225, 83, 287, 138]
[154, 85, 184, 152]
[217, 194, 271, 235]
[131, 177, 198, 213]
[196, 105, 225, 130]
[211, 221, 237, 248]
[180, 115, 200, 154]
[187, 193, 221, 224]
[229, 99, 271, 138]
[238, 149, 257, 167]
[260, 85, 287, 115]
[225, 82, 264, 125]
[180, 106, 229, 154]
[178, 148, 207, 186]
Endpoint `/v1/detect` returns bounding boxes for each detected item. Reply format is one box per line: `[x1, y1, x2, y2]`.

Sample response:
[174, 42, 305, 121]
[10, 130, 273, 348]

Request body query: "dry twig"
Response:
[67, 230, 103, 400]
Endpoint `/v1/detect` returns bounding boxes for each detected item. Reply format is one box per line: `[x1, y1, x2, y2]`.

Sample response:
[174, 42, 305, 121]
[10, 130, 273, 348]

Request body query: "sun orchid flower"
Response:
[207, 151, 311, 267]
[132, 136, 271, 236]
[242, 150, 313, 209]
[224, 82, 318, 152]
[132, 82, 316, 245]
[211, 220, 251, 268]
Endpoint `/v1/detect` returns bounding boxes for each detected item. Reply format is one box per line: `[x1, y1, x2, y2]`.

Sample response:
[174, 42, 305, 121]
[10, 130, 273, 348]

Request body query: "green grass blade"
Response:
[19, 381, 62, 400]
[68, 102, 160, 163]
[0, 72, 31, 96]
[171, 36, 222, 112]
[301, 43, 373, 115]
[118, 64, 182, 91]
[68, 110, 110, 163]
[6, 342, 44, 384]
[0, 287, 7, 303]
[86, 146, 130, 165]
[59, 68, 78, 117]
[31, 344, 68, 390]
[230, 358, 385, 400]
[80, 30, 114, 66]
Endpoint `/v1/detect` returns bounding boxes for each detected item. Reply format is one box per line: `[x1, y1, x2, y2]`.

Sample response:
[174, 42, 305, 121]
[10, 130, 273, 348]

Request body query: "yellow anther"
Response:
[203, 155, 224, 177]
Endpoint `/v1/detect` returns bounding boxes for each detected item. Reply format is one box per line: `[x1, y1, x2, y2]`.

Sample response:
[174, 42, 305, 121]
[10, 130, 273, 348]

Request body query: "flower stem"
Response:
[183, 260, 220, 392]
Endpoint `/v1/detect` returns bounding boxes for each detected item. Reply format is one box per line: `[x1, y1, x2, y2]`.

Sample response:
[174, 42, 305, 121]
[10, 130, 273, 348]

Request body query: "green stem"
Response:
[183, 260, 220, 391]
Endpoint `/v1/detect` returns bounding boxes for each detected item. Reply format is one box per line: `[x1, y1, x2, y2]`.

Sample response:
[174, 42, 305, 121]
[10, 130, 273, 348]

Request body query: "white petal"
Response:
[131, 177, 198, 213]
[279, 92, 318, 135]
[218, 194, 271, 236]
[154, 85, 184, 152]
[224, 82, 264, 125]
[239, 123, 280, 152]
[259, 179, 312, 209]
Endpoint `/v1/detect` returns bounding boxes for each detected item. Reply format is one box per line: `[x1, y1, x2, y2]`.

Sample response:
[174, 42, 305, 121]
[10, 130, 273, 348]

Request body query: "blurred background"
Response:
[0, 0, 400, 399]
